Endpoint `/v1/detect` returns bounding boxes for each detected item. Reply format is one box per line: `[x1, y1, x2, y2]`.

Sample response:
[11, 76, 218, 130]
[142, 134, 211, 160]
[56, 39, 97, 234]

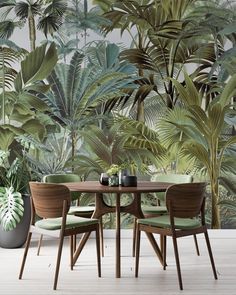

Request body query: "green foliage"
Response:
[63, 0, 109, 46]
[0, 0, 67, 50]
[0, 187, 24, 231]
[20, 42, 58, 85]
[25, 130, 72, 180]
[44, 47, 136, 172]
[106, 164, 120, 176]
[218, 175, 236, 227]
[0, 42, 58, 150]
[0, 151, 30, 231]
[160, 74, 236, 228]
[73, 122, 156, 178]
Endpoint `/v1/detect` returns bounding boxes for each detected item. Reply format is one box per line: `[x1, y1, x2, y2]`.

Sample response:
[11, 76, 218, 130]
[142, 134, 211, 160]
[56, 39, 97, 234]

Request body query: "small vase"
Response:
[108, 174, 119, 187]
[119, 169, 129, 186]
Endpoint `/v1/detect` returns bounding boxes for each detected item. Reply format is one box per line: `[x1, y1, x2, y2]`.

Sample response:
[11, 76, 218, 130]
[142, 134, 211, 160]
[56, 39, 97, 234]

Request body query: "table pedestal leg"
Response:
[116, 193, 121, 278]
[72, 190, 163, 273]
[121, 193, 163, 266]
[73, 192, 115, 267]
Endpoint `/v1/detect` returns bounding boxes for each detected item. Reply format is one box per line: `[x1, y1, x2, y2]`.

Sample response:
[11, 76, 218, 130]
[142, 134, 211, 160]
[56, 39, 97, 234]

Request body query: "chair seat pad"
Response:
[138, 215, 201, 230]
[35, 215, 98, 230]
[142, 205, 167, 214]
[68, 206, 95, 215]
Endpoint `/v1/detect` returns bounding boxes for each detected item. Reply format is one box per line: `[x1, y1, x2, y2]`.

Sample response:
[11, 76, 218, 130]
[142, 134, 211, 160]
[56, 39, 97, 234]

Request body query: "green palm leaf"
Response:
[219, 73, 236, 107]
[208, 103, 225, 138]
[181, 142, 211, 173]
[170, 72, 201, 106]
[20, 42, 58, 85]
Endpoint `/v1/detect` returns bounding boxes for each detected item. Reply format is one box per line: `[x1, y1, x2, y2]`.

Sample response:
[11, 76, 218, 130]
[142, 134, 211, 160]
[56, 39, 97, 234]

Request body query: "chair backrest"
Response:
[151, 173, 193, 202]
[165, 182, 207, 218]
[151, 173, 193, 183]
[43, 173, 81, 183]
[43, 174, 81, 201]
[29, 182, 71, 219]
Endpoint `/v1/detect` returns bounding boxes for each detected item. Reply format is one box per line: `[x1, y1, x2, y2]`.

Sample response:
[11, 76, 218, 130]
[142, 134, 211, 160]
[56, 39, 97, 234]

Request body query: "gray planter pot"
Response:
[0, 194, 31, 248]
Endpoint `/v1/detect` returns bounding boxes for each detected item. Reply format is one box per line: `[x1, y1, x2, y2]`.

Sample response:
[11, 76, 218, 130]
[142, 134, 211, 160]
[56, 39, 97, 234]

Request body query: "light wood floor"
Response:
[1, 230, 236, 295]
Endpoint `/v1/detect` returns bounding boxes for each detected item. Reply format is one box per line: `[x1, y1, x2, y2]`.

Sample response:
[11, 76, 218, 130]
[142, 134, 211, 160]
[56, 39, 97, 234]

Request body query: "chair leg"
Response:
[132, 217, 137, 257]
[99, 217, 104, 257]
[163, 235, 167, 270]
[204, 231, 218, 280]
[72, 234, 76, 253]
[70, 236, 74, 270]
[96, 226, 101, 277]
[160, 235, 168, 268]
[53, 235, 65, 290]
[37, 234, 43, 256]
[135, 225, 141, 277]
[19, 232, 32, 279]
[193, 234, 200, 256]
[172, 235, 183, 290]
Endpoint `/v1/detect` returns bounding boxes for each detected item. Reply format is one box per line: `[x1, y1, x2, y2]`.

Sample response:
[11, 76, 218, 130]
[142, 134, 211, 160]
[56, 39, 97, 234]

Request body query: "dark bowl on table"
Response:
[122, 175, 137, 187]
[99, 173, 109, 186]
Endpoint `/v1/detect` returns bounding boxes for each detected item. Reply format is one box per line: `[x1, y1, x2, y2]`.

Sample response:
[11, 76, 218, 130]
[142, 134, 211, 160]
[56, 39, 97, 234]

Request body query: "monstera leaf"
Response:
[0, 186, 24, 231]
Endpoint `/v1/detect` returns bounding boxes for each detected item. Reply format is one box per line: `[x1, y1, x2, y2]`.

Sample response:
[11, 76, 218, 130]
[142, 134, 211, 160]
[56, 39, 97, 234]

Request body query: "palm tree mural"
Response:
[0, 0, 67, 50]
[157, 73, 236, 229]
[44, 46, 136, 169]
[63, 0, 109, 48]
[95, 0, 235, 119]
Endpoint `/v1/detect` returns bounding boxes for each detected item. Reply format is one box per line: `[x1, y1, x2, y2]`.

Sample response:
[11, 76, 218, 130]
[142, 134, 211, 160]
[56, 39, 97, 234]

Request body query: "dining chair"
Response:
[36, 173, 104, 256]
[19, 182, 101, 290]
[132, 174, 200, 257]
[135, 182, 217, 290]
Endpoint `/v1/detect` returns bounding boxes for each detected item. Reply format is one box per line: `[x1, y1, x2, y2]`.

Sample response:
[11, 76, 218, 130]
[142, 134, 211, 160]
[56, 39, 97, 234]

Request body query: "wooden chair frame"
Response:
[19, 182, 101, 290]
[37, 174, 104, 257]
[135, 182, 217, 290]
[132, 174, 199, 257]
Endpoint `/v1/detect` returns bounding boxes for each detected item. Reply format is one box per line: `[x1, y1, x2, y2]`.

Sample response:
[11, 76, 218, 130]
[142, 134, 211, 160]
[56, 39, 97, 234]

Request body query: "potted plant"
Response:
[0, 150, 31, 248]
[106, 164, 120, 186]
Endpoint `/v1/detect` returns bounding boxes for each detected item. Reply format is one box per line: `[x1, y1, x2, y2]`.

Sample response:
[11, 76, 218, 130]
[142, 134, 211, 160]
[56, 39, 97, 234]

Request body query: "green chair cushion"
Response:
[68, 206, 95, 215]
[138, 215, 201, 230]
[35, 215, 98, 230]
[142, 205, 167, 214]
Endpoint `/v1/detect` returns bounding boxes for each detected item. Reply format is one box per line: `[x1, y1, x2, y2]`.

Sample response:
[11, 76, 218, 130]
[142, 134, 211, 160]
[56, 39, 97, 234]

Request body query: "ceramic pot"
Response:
[122, 175, 137, 187]
[0, 194, 31, 249]
[108, 174, 119, 187]
[99, 173, 109, 186]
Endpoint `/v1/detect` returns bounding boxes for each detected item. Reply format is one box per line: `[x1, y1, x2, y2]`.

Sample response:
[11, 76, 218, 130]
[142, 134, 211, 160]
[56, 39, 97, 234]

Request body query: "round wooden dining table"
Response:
[62, 181, 172, 278]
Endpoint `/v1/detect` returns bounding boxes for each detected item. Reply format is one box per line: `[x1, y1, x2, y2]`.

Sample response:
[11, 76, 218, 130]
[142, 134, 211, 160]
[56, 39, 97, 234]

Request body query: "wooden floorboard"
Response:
[0, 231, 235, 295]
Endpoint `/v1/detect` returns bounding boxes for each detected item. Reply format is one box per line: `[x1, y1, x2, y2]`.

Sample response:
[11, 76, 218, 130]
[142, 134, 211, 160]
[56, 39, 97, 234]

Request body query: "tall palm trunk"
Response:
[75, 0, 79, 49]
[211, 178, 221, 229]
[136, 32, 145, 122]
[1, 53, 6, 124]
[28, 12, 36, 51]
[210, 139, 221, 229]
[71, 131, 77, 172]
[136, 97, 145, 122]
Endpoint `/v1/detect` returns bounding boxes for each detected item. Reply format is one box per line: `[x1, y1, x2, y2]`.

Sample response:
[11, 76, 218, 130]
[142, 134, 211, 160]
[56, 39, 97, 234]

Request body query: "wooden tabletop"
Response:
[62, 181, 172, 193]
